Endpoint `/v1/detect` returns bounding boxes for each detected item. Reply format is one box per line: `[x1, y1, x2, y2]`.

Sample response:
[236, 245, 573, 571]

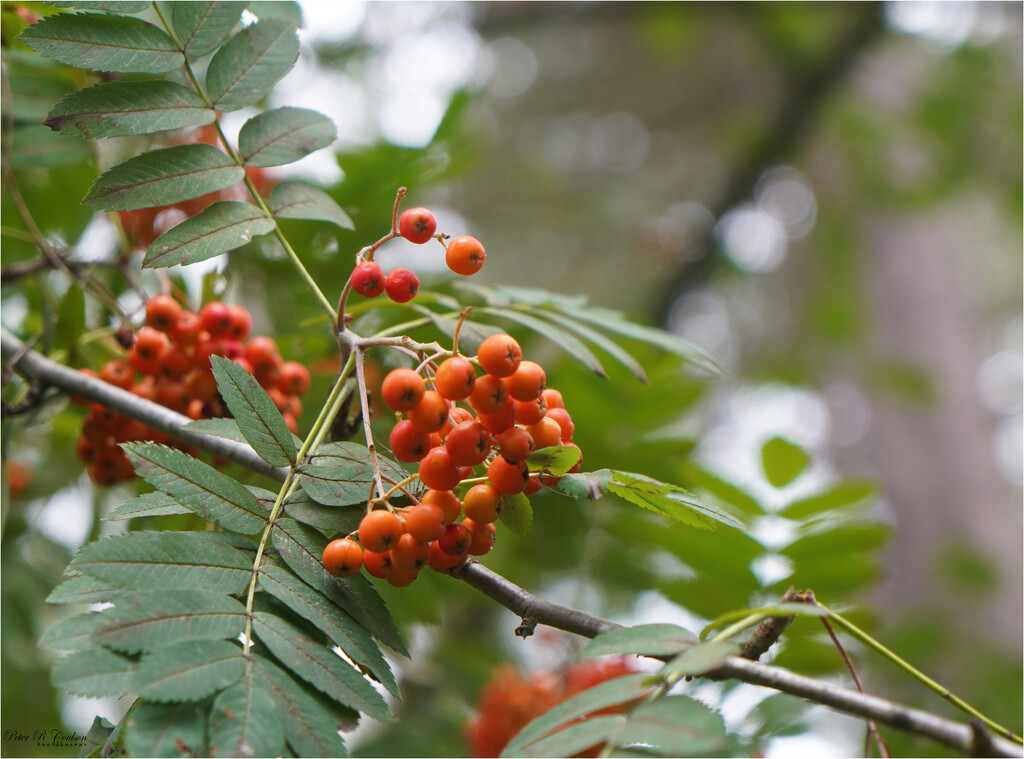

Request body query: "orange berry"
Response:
[362, 550, 395, 579]
[434, 356, 476, 401]
[445, 420, 492, 466]
[514, 396, 547, 426]
[422, 489, 462, 524]
[390, 533, 430, 572]
[408, 390, 450, 434]
[145, 294, 182, 333]
[497, 426, 534, 464]
[398, 207, 437, 244]
[464, 518, 497, 556]
[445, 235, 486, 276]
[418, 447, 462, 491]
[358, 510, 404, 553]
[527, 417, 562, 450]
[277, 361, 311, 396]
[463, 484, 502, 524]
[541, 388, 564, 410]
[428, 539, 468, 573]
[439, 522, 471, 556]
[487, 457, 529, 495]
[469, 374, 509, 415]
[403, 502, 447, 542]
[477, 334, 521, 378]
[323, 538, 363, 577]
[99, 360, 135, 390]
[381, 368, 424, 412]
[506, 360, 546, 402]
[545, 407, 575, 443]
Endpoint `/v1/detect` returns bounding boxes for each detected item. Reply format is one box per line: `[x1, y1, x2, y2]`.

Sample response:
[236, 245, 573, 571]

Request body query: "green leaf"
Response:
[555, 468, 613, 500]
[503, 674, 654, 758]
[607, 471, 744, 530]
[662, 640, 739, 678]
[255, 657, 349, 758]
[782, 522, 889, 564]
[68, 531, 254, 594]
[10, 124, 92, 169]
[247, 0, 303, 25]
[282, 490, 363, 533]
[780, 480, 878, 520]
[143, 200, 275, 267]
[171, 1, 247, 58]
[182, 416, 249, 443]
[486, 306, 607, 378]
[206, 18, 299, 110]
[44, 80, 214, 139]
[298, 442, 405, 507]
[611, 696, 729, 756]
[581, 624, 697, 659]
[124, 701, 209, 758]
[208, 670, 285, 758]
[258, 563, 397, 696]
[39, 611, 108, 651]
[47, 2, 151, 10]
[240, 106, 336, 167]
[497, 491, 532, 536]
[46, 574, 124, 605]
[210, 355, 297, 466]
[52, 646, 136, 697]
[18, 13, 181, 73]
[82, 716, 116, 759]
[122, 442, 267, 533]
[94, 591, 248, 654]
[568, 304, 722, 375]
[270, 182, 354, 229]
[761, 436, 810, 488]
[683, 464, 766, 516]
[700, 604, 828, 641]
[252, 611, 392, 721]
[271, 518, 406, 655]
[103, 491, 191, 521]
[84, 143, 243, 211]
[536, 307, 649, 383]
[525, 445, 581, 475]
[133, 639, 245, 702]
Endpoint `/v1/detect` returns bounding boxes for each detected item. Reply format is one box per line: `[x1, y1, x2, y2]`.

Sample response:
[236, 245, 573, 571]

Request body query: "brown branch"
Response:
[1, 328, 1019, 758]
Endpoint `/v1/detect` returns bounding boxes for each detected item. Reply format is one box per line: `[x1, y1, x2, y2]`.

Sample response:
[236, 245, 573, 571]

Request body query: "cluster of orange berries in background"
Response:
[464, 658, 639, 757]
[74, 296, 309, 487]
[117, 125, 274, 247]
[350, 206, 487, 304]
[321, 332, 580, 587]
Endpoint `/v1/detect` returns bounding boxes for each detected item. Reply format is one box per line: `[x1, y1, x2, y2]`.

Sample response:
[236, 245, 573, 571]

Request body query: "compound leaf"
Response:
[133, 639, 244, 702]
[122, 442, 267, 533]
[124, 701, 209, 758]
[46, 574, 124, 605]
[68, 531, 254, 594]
[270, 182, 353, 229]
[18, 13, 182, 74]
[44, 80, 214, 139]
[258, 563, 396, 696]
[94, 591, 248, 654]
[252, 611, 392, 721]
[255, 657, 350, 758]
[171, 1, 248, 58]
[497, 492, 532, 536]
[103, 491, 191, 521]
[143, 200, 276, 268]
[206, 18, 299, 110]
[240, 106, 336, 167]
[83, 143, 243, 211]
[210, 355, 297, 466]
[298, 442, 405, 507]
[52, 646, 136, 697]
[208, 668, 285, 758]
[271, 518, 406, 656]
[282, 489, 362, 533]
[581, 623, 698, 659]
[39, 611, 108, 652]
[611, 696, 729, 757]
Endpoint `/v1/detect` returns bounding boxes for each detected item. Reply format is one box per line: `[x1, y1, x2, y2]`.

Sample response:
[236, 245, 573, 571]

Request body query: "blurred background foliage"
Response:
[1, 2, 1021, 757]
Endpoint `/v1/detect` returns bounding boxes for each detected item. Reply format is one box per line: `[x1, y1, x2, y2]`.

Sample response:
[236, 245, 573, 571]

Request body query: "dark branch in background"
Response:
[0, 328, 288, 483]
[653, 4, 886, 323]
[1, 329, 1019, 758]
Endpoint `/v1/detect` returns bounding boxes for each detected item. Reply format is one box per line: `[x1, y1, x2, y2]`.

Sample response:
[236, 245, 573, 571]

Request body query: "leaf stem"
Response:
[823, 606, 1023, 744]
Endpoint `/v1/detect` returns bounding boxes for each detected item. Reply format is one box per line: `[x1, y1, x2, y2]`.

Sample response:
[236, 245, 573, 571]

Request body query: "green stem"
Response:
[1, 226, 36, 244]
[710, 613, 765, 644]
[823, 607, 1023, 744]
[153, 4, 337, 328]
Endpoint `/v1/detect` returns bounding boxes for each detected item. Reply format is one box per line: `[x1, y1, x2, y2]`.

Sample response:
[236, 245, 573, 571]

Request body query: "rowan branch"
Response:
[1, 328, 1019, 758]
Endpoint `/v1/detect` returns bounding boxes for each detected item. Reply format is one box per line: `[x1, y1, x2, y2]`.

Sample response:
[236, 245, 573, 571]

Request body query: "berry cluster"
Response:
[118, 125, 274, 247]
[350, 206, 486, 305]
[464, 658, 639, 757]
[321, 332, 580, 587]
[74, 296, 309, 486]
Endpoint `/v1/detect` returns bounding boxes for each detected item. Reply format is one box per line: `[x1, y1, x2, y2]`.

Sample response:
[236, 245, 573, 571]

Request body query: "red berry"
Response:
[351, 261, 385, 298]
[497, 426, 534, 464]
[323, 538, 363, 577]
[403, 503, 447, 542]
[170, 311, 203, 346]
[99, 360, 134, 390]
[421, 489, 463, 524]
[439, 522, 471, 556]
[277, 361, 311, 396]
[363, 549, 395, 579]
[226, 305, 251, 341]
[464, 518, 497, 556]
[199, 302, 233, 336]
[514, 396, 548, 426]
[506, 361, 546, 402]
[469, 374, 509, 416]
[408, 390, 450, 434]
[385, 268, 419, 303]
[477, 399, 517, 435]
[446, 235, 486, 276]
[418, 447, 462, 491]
[546, 407, 575, 443]
[398, 207, 437, 244]
[428, 539, 468, 573]
[145, 294, 182, 333]
[487, 457, 529, 495]
[389, 419, 431, 462]
[445, 420, 492, 466]
[390, 533, 430, 572]
[134, 326, 168, 362]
